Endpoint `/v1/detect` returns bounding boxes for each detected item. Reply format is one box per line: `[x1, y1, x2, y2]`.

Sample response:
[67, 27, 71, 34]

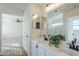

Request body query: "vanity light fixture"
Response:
[32, 14, 38, 19]
[45, 3, 64, 13]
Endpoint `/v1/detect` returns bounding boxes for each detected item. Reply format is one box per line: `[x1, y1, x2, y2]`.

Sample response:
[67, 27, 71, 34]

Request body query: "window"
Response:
[73, 20, 79, 30]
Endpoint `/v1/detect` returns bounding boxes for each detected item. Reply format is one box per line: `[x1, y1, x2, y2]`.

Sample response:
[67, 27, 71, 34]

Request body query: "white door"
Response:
[23, 4, 31, 56]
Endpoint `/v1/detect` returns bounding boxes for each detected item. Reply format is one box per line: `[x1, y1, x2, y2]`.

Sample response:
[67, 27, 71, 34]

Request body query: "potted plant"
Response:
[49, 34, 65, 48]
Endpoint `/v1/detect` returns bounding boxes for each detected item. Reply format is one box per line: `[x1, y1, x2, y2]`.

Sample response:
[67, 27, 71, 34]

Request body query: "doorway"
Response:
[1, 13, 27, 56]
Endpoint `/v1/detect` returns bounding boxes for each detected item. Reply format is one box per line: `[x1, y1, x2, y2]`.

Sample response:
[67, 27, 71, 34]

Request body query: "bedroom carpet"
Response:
[1, 46, 28, 56]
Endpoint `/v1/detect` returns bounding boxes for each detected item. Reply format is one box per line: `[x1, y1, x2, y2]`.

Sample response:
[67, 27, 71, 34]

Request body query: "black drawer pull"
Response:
[36, 45, 38, 48]
[26, 35, 28, 37]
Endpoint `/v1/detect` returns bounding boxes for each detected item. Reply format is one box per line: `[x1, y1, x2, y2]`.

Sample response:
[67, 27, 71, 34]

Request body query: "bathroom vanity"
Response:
[30, 39, 69, 56]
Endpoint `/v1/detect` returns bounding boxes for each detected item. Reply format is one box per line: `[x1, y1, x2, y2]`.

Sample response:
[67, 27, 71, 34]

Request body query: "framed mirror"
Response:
[32, 15, 40, 29]
[36, 22, 40, 29]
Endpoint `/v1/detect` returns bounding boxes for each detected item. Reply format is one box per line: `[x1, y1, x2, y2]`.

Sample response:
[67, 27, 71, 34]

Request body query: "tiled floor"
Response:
[1, 46, 28, 56]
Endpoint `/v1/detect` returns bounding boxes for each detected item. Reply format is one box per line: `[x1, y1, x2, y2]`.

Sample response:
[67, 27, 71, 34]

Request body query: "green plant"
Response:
[57, 34, 65, 41]
[49, 34, 65, 48]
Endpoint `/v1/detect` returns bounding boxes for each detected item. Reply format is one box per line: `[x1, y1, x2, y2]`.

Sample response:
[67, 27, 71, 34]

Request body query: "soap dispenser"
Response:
[43, 35, 48, 41]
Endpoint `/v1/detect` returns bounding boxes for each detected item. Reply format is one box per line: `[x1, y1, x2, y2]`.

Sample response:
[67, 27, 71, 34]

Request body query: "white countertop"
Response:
[31, 39, 79, 56]
[31, 39, 69, 56]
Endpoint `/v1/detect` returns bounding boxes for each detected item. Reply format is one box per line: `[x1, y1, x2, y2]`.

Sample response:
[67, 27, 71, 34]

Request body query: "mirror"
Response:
[67, 16, 79, 43]
[32, 14, 47, 30]
[47, 13, 64, 36]
[36, 22, 40, 29]
[32, 16, 40, 29]
[41, 17, 47, 29]
[32, 14, 47, 39]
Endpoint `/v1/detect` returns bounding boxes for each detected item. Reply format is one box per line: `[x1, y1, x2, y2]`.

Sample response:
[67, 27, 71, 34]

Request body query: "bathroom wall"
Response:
[0, 13, 1, 53]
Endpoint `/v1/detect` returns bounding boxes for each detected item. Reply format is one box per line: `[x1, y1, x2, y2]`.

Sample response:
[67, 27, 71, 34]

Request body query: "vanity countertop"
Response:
[31, 38, 79, 56]
[31, 39, 69, 56]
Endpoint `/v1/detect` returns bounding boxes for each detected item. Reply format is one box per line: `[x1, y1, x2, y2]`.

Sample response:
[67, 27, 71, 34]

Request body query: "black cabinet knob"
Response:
[26, 35, 28, 37]
[36, 45, 38, 48]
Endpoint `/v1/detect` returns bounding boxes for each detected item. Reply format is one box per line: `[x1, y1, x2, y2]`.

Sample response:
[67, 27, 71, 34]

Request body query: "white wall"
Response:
[2, 21, 23, 38]
[0, 13, 1, 53]
[2, 14, 23, 47]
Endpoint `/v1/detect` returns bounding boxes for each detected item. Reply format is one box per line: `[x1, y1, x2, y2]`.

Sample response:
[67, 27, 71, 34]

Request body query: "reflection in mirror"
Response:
[32, 14, 47, 39]
[67, 16, 79, 43]
[41, 17, 47, 29]
[73, 16, 79, 42]
[36, 22, 40, 29]
[47, 13, 64, 37]
[67, 16, 79, 51]
[32, 15, 47, 30]
[32, 16, 40, 29]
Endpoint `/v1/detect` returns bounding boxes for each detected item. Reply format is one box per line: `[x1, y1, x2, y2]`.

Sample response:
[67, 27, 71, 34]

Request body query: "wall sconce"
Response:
[32, 14, 38, 19]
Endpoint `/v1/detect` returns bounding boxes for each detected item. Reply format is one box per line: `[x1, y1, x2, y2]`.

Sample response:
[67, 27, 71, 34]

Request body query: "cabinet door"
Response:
[36, 45, 45, 56]
[31, 42, 36, 56]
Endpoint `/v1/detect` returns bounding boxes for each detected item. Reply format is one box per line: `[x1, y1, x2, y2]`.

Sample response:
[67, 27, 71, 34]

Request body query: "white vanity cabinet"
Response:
[31, 40, 54, 56]
[31, 41, 37, 56]
[45, 48, 54, 56]
[30, 40, 68, 56]
[31, 41, 58, 56]
[36, 44, 46, 56]
[31, 41, 46, 56]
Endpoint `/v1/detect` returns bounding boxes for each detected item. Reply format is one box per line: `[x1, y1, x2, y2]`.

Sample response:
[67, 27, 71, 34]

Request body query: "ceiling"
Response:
[0, 3, 79, 17]
[48, 3, 79, 18]
[0, 3, 28, 16]
[0, 3, 27, 12]
[30, 3, 79, 17]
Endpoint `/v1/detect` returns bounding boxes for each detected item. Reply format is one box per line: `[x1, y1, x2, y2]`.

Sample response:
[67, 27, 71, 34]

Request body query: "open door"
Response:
[23, 5, 31, 56]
